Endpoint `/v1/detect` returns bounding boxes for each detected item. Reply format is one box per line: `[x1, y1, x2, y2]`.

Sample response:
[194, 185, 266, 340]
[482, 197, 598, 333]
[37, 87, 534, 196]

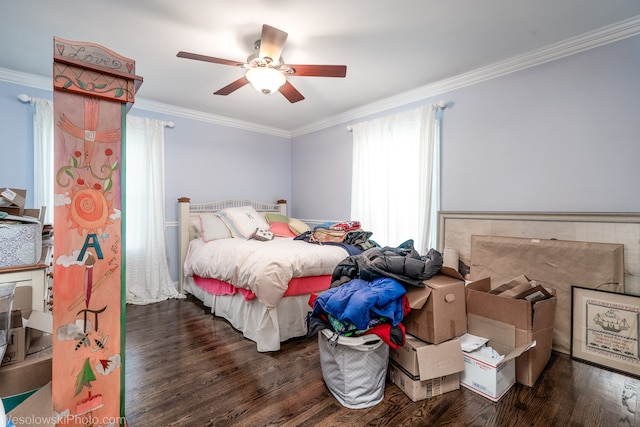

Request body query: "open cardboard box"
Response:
[460, 314, 536, 402]
[0, 345, 52, 398]
[1, 286, 52, 367]
[469, 234, 623, 355]
[7, 381, 54, 427]
[388, 335, 464, 401]
[2, 287, 32, 367]
[402, 267, 468, 344]
[466, 275, 557, 386]
[0, 285, 53, 398]
[0, 327, 52, 399]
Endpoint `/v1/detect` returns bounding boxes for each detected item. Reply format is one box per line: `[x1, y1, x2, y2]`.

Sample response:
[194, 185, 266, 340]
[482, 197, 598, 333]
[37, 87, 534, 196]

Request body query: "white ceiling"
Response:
[2, 1, 640, 135]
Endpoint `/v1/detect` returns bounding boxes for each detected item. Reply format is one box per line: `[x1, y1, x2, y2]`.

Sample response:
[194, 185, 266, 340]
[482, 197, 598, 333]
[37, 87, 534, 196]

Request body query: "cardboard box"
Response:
[2, 310, 26, 366]
[2, 309, 53, 368]
[0, 346, 52, 397]
[12, 287, 33, 319]
[0, 283, 53, 392]
[25, 311, 53, 335]
[388, 363, 460, 402]
[466, 276, 557, 386]
[402, 268, 467, 344]
[0, 188, 26, 216]
[469, 235, 623, 355]
[388, 335, 464, 401]
[1, 287, 44, 367]
[22, 208, 42, 221]
[7, 381, 54, 427]
[3, 327, 26, 365]
[389, 335, 464, 379]
[459, 315, 536, 402]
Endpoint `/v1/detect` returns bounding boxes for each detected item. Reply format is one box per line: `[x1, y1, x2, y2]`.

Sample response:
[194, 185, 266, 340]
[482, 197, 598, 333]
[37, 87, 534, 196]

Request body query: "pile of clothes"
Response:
[307, 239, 443, 348]
[295, 220, 378, 254]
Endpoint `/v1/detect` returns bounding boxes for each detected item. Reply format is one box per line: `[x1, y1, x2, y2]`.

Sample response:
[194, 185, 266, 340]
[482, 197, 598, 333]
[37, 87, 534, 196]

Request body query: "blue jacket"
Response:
[312, 277, 406, 331]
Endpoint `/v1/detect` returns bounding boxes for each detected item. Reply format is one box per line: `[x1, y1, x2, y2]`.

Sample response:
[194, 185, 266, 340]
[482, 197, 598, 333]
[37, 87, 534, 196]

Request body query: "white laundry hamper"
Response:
[318, 328, 389, 409]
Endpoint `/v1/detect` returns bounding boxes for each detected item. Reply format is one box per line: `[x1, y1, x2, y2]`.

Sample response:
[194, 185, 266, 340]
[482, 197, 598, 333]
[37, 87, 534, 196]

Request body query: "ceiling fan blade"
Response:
[177, 51, 245, 67]
[259, 24, 288, 64]
[279, 80, 305, 103]
[214, 76, 250, 96]
[287, 64, 347, 78]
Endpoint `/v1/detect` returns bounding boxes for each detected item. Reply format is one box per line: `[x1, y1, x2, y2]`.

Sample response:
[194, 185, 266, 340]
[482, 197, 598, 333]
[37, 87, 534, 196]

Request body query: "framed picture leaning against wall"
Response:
[571, 286, 640, 378]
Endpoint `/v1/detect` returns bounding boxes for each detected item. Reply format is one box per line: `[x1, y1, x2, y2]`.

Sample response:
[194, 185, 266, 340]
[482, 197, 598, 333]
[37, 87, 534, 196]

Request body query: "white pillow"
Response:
[217, 206, 269, 239]
[191, 218, 202, 237]
[198, 214, 232, 242]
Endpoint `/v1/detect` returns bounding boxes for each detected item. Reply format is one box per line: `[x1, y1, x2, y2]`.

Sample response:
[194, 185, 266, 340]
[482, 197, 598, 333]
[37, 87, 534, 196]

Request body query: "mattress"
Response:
[0, 218, 42, 268]
[184, 237, 349, 308]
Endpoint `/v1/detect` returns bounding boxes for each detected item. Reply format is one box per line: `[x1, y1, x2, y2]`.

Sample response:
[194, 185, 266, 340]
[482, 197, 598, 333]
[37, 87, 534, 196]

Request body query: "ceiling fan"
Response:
[177, 24, 347, 103]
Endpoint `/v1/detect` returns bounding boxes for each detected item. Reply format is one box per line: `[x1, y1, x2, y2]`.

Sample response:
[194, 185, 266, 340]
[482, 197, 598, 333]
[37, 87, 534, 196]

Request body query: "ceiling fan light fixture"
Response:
[246, 67, 286, 94]
[178, 24, 346, 102]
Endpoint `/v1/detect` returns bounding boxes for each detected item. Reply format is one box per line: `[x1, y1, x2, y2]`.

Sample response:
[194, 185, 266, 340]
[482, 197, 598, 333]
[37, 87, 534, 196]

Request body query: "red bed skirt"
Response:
[192, 275, 332, 301]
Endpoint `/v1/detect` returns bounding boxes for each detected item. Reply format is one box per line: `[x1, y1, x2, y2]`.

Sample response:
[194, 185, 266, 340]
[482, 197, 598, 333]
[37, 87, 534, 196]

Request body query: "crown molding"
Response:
[3, 16, 639, 139]
[0, 67, 50, 90]
[290, 15, 640, 137]
[130, 99, 291, 138]
[0, 67, 292, 138]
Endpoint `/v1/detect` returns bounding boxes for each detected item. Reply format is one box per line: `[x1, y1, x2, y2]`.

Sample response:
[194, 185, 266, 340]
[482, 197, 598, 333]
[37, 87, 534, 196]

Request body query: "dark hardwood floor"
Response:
[124, 296, 639, 426]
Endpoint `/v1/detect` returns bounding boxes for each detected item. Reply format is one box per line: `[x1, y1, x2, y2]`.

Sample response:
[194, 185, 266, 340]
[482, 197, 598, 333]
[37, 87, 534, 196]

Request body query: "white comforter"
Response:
[184, 237, 349, 309]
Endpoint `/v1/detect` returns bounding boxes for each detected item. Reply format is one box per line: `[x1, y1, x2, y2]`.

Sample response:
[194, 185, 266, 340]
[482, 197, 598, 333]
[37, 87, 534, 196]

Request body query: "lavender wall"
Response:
[155, 112, 292, 221]
[0, 85, 52, 206]
[290, 124, 353, 221]
[440, 35, 640, 212]
[291, 34, 640, 217]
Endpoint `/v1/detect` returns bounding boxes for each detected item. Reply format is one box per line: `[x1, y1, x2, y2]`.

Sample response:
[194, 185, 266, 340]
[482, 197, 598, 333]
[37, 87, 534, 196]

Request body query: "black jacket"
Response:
[330, 240, 443, 289]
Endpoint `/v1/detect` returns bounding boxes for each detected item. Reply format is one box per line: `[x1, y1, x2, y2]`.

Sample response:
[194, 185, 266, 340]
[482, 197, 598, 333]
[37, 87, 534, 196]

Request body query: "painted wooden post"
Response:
[52, 37, 142, 426]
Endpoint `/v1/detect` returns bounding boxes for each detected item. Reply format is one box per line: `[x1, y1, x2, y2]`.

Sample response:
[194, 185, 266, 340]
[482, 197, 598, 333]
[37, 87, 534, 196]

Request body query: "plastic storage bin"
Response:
[0, 217, 42, 268]
[318, 328, 389, 409]
[0, 282, 17, 367]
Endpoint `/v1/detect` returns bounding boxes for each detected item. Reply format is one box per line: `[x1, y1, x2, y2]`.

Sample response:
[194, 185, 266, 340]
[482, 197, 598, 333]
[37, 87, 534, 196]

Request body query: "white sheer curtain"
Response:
[31, 105, 181, 304]
[33, 98, 54, 225]
[351, 104, 440, 254]
[125, 116, 183, 304]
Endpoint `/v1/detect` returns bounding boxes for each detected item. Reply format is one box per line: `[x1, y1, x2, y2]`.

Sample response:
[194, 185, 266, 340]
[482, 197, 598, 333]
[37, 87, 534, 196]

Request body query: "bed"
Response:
[177, 197, 352, 352]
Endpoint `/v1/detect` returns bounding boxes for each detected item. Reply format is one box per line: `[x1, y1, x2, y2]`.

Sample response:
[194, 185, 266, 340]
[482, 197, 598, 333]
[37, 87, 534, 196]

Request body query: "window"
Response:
[350, 104, 441, 254]
[31, 100, 181, 304]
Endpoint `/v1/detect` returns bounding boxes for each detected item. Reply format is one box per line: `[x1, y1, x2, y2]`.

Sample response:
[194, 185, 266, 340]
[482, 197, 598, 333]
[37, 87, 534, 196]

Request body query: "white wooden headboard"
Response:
[177, 197, 287, 293]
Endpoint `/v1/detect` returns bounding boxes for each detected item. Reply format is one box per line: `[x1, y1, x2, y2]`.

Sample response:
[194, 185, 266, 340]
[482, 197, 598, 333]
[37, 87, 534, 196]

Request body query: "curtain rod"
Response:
[17, 93, 175, 128]
[346, 99, 449, 132]
[17, 93, 34, 105]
